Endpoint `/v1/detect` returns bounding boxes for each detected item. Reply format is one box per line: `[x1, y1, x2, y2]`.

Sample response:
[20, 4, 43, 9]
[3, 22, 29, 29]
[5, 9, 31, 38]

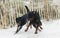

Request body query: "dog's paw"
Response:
[30, 26, 32, 29]
[14, 32, 17, 34]
[35, 32, 38, 34]
[40, 27, 43, 30]
[25, 29, 28, 32]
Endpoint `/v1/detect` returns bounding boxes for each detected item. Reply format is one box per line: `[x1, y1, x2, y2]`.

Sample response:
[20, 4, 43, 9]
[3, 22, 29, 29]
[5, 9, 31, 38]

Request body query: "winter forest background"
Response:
[0, 0, 60, 28]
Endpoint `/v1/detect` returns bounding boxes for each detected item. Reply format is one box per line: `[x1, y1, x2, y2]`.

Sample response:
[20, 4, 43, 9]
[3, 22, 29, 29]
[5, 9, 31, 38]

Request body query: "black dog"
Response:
[15, 6, 43, 34]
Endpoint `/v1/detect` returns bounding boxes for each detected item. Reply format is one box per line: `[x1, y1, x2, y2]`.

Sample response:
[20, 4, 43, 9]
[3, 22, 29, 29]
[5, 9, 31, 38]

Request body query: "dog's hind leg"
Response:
[32, 24, 38, 34]
[35, 25, 38, 34]
[38, 21, 43, 30]
[37, 23, 42, 31]
[39, 24, 43, 30]
[33, 24, 41, 31]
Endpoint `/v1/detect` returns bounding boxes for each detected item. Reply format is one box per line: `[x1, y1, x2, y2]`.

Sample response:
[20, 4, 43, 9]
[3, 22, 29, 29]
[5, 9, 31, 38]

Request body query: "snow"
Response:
[0, 19, 60, 38]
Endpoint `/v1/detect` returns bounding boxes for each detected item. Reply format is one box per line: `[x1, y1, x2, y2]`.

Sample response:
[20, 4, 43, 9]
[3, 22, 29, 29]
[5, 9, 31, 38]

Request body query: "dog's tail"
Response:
[25, 5, 30, 12]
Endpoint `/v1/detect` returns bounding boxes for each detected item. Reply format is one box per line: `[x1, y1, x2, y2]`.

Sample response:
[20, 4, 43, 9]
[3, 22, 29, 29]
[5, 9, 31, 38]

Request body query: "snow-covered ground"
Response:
[0, 19, 60, 38]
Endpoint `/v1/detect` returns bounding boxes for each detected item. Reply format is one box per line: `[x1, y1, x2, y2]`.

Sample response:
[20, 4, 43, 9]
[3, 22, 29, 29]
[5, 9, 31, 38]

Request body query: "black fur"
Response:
[15, 6, 43, 34]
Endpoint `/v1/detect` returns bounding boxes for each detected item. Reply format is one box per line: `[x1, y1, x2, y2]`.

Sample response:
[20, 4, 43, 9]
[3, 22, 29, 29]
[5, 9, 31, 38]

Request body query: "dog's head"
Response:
[16, 17, 25, 32]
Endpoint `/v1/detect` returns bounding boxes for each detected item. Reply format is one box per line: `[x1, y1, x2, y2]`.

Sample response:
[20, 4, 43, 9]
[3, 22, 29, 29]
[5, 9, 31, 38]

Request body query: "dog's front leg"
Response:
[25, 25, 30, 32]
[15, 25, 23, 34]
